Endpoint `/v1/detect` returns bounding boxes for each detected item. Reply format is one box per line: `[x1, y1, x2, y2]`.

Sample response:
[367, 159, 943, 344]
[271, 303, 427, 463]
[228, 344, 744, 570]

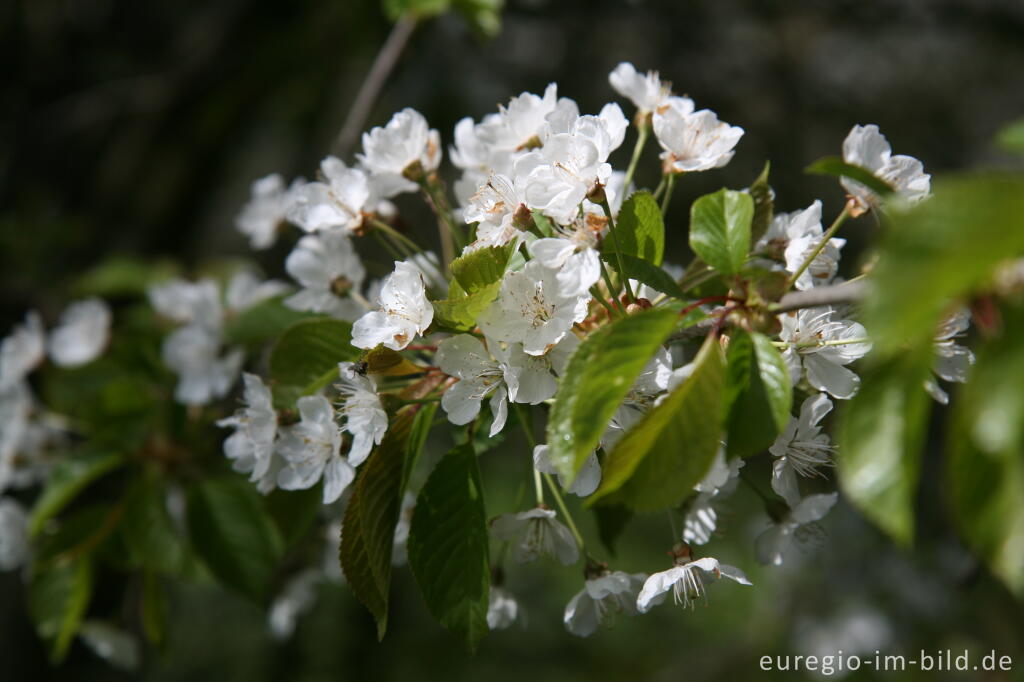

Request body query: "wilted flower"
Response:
[636, 545, 751, 613]
[756, 492, 838, 566]
[490, 507, 579, 565]
[770, 393, 834, 505]
[564, 570, 646, 637]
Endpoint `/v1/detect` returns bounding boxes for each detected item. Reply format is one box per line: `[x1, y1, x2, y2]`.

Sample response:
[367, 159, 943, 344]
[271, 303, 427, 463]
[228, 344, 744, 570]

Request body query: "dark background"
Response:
[2, 0, 1024, 680]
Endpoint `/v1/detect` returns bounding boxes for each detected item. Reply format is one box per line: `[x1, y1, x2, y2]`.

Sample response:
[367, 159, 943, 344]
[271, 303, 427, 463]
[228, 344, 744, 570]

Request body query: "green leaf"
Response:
[340, 405, 431, 638]
[805, 156, 895, 198]
[407, 444, 489, 651]
[948, 304, 1024, 596]
[748, 162, 774, 245]
[546, 307, 681, 482]
[600, 253, 684, 300]
[121, 476, 186, 574]
[361, 345, 425, 377]
[689, 189, 753, 276]
[269, 318, 359, 408]
[590, 333, 726, 512]
[725, 330, 792, 457]
[837, 350, 933, 546]
[29, 451, 125, 537]
[28, 557, 93, 662]
[604, 191, 664, 266]
[224, 296, 318, 346]
[432, 280, 502, 331]
[996, 117, 1024, 155]
[866, 173, 1024, 355]
[186, 478, 284, 601]
[531, 210, 555, 237]
[449, 243, 515, 294]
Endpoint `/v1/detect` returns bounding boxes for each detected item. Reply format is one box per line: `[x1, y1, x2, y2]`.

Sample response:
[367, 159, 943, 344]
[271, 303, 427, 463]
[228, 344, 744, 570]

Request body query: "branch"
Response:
[772, 279, 868, 314]
[333, 15, 418, 157]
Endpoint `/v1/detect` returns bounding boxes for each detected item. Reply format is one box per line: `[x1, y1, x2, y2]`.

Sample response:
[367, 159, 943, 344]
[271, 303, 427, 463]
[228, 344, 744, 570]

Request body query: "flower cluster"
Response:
[1, 59, 972, 658]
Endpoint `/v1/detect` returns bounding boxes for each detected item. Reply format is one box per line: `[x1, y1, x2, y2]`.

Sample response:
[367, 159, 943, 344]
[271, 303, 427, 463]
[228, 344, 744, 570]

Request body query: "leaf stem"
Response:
[600, 199, 636, 303]
[623, 122, 650, 191]
[542, 473, 586, 551]
[773, 337, 871, 350]
[786, 205, 851, 290]
[660, 173, 677, 216]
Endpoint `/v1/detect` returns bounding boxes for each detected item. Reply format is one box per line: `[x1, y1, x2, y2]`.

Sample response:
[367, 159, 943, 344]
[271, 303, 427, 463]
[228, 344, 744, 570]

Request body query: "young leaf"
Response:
[748, 162, 774, 245]
[805, 156, 895, 198]
[603, 191, 664, 265]
[589, 333, 726, 512]
[546, 307, 680, 483]
[837, 349, 933, 546]
[186, 478, 284, 601]
[948, 304, 1024, 596]
[269, 318, 359, 408]
[600, 253, 684, 300]
[121, 476, 186, 575]
[689, 189, 753, 276]
[995, 117, 1024, 155]
[725, 330, 792, 457]
[866, 173, 1024, 355]
[449, 243, 515, 294]
[407, 444, 489, 651]
[29, 451, 125, 538]
[361, 345, 425, 377]
[433, 279, 502, 332]
[28, 556, 93, 662]
[340, 404, 432, 639]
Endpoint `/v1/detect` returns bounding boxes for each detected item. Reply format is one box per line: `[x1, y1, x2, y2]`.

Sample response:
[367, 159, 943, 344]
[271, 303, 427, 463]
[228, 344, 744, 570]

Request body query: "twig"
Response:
[772, 280, 868, 314]
[334, 15, 419, 156]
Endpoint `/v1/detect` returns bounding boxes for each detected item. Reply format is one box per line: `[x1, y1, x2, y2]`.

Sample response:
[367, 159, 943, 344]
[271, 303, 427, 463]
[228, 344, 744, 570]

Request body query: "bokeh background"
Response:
[3, 0, 1024, 679]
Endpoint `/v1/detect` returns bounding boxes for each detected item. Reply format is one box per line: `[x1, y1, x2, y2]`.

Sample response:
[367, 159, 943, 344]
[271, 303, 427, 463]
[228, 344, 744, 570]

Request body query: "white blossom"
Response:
[352, 261, 433, 351]
[224, 270, 289, 314]
[47, 298, 111, 367]
[925, 309, 974, 404]
[217, 373, 277, 482]
[636, 548, 751, 613]
[487, 586, 520, 630]
[436, 334, 509, 436]
[287, 157, 373, 233]
[463, 173, 530, 252]
[236, 173, 296, 249]
[516, 107, 626, 225]
[564, 571, 646, 637]
[276, 395, 354, 504]
[528, 222, 603, 298]
[609, 62, 673, 115]
[336, 362, 387, 466]
[653, 100, 743, 173]
[490, 507, 579, 565]
[533, 444, 601, 497]
[268, 570, 321, 640]
[770, 393, 835, 506]
[478, 260, 589, 356]
[0, 497, 29, 571]
[779, 308, 871, 400]
[756, 492, 838, 566]
[841, 124, 930, 210]
[756, 201, 845, 290]
[162, 325, 243, 406]
[358, 108, 441, 196]
[682, 447, 743, 545]
[0, 311, 45, 390]
[285, 231, 367, 320]
[78, 621, 140, 671]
